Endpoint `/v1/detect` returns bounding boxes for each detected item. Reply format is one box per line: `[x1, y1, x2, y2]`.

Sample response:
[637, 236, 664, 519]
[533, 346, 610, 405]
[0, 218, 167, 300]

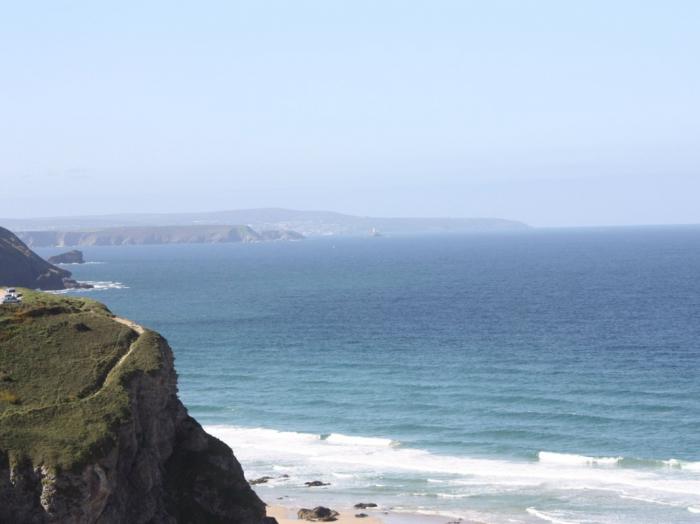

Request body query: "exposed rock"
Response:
[304, 480, 330, 487]
[355, 513, 368, 518]
[250, 476, 274, 485]
[47, 250, 85, 264]
[353, 503, 378, 509]
[63, 278, 94, 289]
[297, 506, 339, 521]
[0, 291, 268, 523]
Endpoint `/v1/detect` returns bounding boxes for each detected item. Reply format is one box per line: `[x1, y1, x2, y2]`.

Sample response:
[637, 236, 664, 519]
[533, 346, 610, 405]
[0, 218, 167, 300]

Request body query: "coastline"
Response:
[267, 505, 383, 524]
[265, 504, 460, 524]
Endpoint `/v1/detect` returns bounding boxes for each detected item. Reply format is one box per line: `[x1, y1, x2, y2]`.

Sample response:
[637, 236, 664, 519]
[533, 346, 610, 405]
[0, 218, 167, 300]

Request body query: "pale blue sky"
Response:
[1, 1, 699, 226]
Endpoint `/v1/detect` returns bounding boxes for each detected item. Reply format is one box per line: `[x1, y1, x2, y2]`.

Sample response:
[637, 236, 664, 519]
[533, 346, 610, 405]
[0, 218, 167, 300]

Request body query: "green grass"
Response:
[0, 289, 165, 472]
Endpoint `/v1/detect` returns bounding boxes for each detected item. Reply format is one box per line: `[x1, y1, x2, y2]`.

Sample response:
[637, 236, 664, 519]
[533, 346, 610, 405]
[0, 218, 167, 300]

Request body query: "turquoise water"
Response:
[44, 228, 700, 523]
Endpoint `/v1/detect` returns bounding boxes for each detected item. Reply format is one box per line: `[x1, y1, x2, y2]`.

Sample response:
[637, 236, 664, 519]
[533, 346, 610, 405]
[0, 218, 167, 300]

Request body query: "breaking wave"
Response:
[48, 281, 128, 294]
[526, 507, 580, 524]
[205, 425, 700, 502]
[538, 451, 622, 466]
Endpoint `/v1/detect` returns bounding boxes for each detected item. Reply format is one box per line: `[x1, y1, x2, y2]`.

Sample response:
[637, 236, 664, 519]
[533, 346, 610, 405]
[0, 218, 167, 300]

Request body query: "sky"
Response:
[1, 1, 699, 227]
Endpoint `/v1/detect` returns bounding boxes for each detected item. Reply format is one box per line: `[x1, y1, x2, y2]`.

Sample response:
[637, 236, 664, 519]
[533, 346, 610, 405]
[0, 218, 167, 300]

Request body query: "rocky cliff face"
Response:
[0, 226, 75, 290]
[0, 292, 267, 523]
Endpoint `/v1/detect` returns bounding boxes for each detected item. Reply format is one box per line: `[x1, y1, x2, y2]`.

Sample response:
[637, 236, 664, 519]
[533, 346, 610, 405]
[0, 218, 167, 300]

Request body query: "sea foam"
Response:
[538, 451, 622, 466]
[526, 507, 580, 524]
[205, 425, 700, 502]
[48, 281, 128, 294]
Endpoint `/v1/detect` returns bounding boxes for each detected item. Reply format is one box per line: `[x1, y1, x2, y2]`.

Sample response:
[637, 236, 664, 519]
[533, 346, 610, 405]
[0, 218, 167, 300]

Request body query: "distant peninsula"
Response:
[2, 208, 529, 239]
[17, 225, 305, 248]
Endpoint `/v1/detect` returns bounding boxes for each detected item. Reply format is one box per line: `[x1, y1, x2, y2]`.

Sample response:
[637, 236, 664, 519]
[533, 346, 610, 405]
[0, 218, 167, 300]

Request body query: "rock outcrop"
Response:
[297, 507, 339, 522]
[0, 226, 82, 290]
[48, 250, 85, 264]
[0, 291, 266, 523]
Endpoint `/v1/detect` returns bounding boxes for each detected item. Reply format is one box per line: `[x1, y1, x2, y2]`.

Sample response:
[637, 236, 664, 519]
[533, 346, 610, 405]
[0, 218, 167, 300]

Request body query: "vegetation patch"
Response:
[0, 289, 164, 470]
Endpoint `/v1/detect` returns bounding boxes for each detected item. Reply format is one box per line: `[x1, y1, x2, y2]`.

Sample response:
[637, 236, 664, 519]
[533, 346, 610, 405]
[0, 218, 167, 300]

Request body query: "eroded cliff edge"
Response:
[0, 291, 266, 523]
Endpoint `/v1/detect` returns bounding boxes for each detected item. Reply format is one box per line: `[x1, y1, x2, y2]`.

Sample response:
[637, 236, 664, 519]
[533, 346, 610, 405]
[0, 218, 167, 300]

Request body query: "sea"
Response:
[39, 227, 700, 524]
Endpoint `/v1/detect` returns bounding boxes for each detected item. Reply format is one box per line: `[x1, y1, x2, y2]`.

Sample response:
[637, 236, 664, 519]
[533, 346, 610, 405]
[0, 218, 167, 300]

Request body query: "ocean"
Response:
[41, 227, 700, 523]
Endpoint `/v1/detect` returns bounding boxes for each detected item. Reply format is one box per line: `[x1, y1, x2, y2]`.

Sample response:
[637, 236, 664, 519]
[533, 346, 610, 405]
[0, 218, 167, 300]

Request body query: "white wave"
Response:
[619, 494, 676, 507]
[436, 492, 471, 499]
[538, 451, 622, 467]
[330, 472, 357, 479]
[683, 462, 700, 473]
[205, 425, 700, 502]
[82, 281, 128, 290]
[325, 433, 396, 447]
[394, 507, 467, 520]
[688, 506, 700, 513]
[659, 459, 700, 473]
[526, 507, 580, 524]
[47, 281, 128, 294]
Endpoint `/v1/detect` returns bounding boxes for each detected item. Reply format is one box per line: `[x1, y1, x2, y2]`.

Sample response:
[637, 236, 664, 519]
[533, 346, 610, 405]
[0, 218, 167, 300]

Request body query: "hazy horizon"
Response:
[2, 1, 699, 227]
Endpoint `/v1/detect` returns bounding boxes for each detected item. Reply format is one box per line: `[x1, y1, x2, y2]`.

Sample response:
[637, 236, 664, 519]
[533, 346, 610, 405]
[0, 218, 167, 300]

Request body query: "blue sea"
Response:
[41, 227, 700, 523]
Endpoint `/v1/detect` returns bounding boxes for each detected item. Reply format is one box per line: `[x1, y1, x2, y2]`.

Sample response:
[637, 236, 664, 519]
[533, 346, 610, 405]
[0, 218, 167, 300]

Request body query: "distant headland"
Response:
[15, 225, 305, 248]
[1, 208, 529, 240]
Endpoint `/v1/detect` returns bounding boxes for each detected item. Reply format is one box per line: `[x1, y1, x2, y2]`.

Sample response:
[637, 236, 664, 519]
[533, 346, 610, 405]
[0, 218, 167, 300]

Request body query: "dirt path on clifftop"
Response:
[113, 316, 145, 335]
[98, 316, 145, 389]
[0, 315, 147, 420]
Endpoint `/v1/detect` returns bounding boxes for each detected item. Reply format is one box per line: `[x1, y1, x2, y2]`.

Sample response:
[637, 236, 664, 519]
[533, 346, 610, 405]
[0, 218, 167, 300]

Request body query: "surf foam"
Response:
[205, 425, 700, 501]
[47, 281, 128, 294]
[526, 507, 580, 524]
[538, 451, 622, 466]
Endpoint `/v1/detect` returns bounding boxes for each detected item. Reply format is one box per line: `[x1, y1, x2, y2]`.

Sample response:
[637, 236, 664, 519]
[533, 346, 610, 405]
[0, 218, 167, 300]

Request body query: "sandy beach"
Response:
[267, 505, 384, 524]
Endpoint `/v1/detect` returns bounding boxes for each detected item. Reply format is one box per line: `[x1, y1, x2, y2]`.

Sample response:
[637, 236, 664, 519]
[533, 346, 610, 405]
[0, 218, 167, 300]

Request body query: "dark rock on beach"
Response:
[298, 506, 339, 521]
[354, 503, 378, 509]
[355, 513, 369, 518]
[48, 249, 85, 264]
[305, 480, 330, 487]
[250, 476, 274, 485]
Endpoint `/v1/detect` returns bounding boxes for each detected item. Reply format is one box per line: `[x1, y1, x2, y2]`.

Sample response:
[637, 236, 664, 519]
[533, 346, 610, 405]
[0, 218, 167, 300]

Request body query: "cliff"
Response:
[0, 291, 267, 523]
[17, 225, 304, 248]
[0, 227, 78, 290]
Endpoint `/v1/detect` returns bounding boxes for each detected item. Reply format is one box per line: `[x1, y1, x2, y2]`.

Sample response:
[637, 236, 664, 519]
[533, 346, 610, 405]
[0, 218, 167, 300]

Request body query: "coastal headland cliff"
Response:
[0, 227, 89, 291]
[0, 291, 267, 523]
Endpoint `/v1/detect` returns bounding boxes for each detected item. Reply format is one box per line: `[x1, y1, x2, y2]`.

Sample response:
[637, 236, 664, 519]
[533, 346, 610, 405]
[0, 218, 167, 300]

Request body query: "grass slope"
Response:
[0, 290, 164, 472]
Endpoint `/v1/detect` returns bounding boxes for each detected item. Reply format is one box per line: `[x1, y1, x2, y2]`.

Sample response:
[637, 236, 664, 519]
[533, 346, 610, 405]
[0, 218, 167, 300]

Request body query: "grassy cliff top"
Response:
[0, 290, 165, 471]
